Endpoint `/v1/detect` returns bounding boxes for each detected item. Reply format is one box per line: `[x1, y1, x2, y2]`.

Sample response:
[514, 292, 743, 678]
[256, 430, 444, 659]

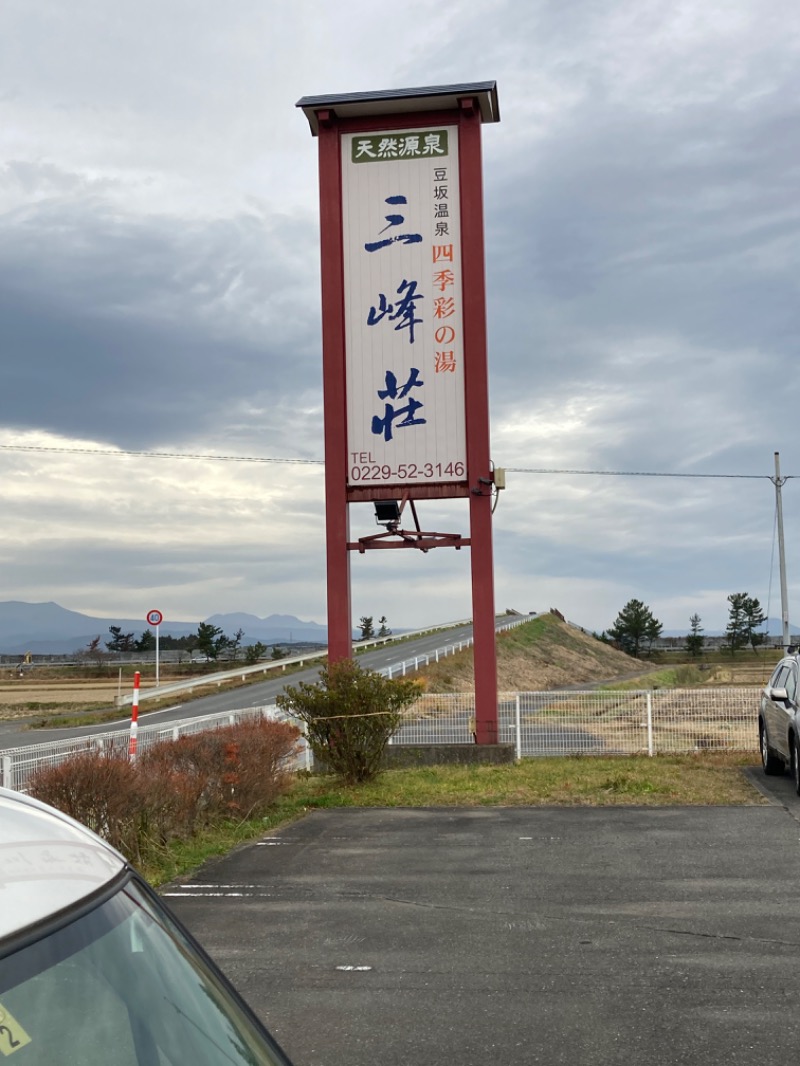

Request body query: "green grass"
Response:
[146, 753, 765, 886]
[286, 753, 762, 808]
[601, 665, 708, 690]
[28, 698, 195, 729]
[495, 613, 637, 671]
[29, 699, 228, 729]
[626, 649, 783, 669]
[498, 614, 554, 645]
[140, 807, 309, 885]
[678, 648, 782, 665]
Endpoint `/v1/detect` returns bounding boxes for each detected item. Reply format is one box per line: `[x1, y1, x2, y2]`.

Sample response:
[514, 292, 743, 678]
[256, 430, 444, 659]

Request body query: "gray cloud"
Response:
[0, 0, 798, 632]
[0, 189, 322, 450]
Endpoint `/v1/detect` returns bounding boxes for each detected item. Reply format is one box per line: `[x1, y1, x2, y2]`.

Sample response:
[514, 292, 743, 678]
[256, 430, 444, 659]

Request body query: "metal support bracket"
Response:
[349, 530, 468, 553]
[349, 498, 468, 553]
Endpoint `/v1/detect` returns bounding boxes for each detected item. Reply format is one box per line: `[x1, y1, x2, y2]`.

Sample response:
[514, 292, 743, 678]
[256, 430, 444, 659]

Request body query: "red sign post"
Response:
[298, 83, 500, 743]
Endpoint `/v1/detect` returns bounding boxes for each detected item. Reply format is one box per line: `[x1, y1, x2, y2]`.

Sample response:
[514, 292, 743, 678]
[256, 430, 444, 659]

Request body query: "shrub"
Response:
[222, 717, 301, 813]
[141, 718, 301, 819]
[28, 749, 150, 863]
[27, 717, 301, 867]
[276, 659, 419, 784]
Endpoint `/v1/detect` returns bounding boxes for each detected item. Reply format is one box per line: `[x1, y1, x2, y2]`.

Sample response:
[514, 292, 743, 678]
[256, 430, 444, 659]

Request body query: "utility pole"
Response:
[772, 451, 790, 651]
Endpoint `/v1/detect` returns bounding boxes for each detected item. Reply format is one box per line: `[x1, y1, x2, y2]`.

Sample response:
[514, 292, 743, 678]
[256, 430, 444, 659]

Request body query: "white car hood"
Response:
[0, 790, 125, 941]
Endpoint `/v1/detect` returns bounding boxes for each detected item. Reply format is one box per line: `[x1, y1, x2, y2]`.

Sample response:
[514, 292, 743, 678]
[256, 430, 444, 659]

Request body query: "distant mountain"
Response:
[0, 601, 107, 638]
[205, 612, 327, 640]
[0, 601, 330, 654]
[0, 601, 132, 653]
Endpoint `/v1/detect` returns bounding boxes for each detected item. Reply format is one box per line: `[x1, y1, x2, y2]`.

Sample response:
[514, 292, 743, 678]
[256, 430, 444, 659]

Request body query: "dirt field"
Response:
[0, 677, 160, 719]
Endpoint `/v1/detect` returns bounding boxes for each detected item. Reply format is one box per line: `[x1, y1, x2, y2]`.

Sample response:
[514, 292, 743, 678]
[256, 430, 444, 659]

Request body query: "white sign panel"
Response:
[342, 125, 466, 487]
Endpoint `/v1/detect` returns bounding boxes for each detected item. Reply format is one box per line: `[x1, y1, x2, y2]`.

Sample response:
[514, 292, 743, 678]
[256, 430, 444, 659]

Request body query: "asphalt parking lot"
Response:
[166, 776, 800, 1066]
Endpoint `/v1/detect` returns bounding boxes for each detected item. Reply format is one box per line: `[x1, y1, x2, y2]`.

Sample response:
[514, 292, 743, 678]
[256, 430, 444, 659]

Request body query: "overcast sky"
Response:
[1, 0, 799, 636]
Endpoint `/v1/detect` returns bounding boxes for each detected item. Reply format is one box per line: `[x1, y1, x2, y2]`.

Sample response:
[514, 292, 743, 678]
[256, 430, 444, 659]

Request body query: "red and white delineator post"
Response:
[129, 671, 140, 762]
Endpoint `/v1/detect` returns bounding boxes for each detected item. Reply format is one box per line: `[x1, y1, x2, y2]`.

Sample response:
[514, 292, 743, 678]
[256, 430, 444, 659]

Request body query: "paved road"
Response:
[165, 789, 800, 1066]
[0, 620, 508, 750]
[745, 761, 800, 809]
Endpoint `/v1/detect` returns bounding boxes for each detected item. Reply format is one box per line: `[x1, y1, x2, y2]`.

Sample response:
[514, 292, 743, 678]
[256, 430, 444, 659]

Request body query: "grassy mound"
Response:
[418, 613, 639, 692]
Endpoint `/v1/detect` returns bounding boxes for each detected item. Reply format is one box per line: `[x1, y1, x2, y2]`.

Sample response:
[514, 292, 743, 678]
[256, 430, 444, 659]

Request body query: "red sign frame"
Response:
[298, 84, 500, 743]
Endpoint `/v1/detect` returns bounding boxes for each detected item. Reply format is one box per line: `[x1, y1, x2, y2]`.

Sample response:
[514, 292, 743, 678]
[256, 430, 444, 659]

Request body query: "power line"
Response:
[0, 444, 792, 479]
[0, 444, 324, 465]
[506, 467, 781, 479]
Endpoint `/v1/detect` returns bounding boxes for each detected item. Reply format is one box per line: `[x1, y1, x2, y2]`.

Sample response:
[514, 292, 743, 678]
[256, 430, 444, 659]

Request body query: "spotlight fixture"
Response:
[374, 501, 401, 526]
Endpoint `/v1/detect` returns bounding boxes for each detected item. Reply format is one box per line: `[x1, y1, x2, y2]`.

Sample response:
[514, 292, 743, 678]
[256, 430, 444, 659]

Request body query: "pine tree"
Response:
[743, 596, 766, 650]
[685, 614, 705, 657]
[608, 599, 663, 658]
[724, 593, 750, 655]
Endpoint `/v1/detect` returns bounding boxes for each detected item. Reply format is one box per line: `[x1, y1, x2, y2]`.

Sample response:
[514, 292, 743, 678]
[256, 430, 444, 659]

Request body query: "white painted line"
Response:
[335, 966, 373, 972]
[72, 704, 183, 731]
[163, 892, 252, 898]
[141, 704, 184, 717]
[162, 891, 276, 898]
[182, 884, 264, 889]
[256, 841, 289, 846]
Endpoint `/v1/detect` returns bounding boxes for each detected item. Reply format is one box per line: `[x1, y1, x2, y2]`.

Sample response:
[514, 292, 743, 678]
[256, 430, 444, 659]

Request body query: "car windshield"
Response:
[0, 876, 288, 1066]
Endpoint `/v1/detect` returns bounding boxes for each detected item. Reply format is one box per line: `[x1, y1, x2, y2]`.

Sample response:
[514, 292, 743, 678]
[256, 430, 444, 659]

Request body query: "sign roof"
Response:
[296, 81, 499, 135]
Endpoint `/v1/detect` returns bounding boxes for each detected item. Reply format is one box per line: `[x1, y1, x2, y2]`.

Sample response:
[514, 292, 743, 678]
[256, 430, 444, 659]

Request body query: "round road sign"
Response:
[146, 610, 163, 627]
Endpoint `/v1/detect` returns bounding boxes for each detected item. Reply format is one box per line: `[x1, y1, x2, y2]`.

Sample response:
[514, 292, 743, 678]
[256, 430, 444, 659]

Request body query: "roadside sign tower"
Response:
[297, 83, 501, 743]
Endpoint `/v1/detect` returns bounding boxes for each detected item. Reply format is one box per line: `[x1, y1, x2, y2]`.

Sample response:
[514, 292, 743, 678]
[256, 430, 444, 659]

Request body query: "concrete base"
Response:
[382, 743, 516, 769]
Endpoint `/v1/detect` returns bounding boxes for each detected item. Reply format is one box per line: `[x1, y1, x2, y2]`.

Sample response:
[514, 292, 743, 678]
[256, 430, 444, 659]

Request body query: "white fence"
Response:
[396, 688, 760, 758]
[0, 705, 311, 793]
[1, 687, 761, 793]
[382, 617, 530, 678]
